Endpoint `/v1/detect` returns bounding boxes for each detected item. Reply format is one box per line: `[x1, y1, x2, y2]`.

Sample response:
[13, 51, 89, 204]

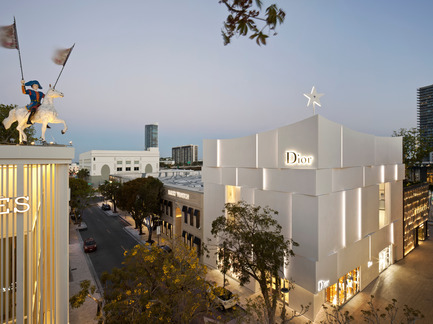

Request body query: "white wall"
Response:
[203, 114, 404, 321]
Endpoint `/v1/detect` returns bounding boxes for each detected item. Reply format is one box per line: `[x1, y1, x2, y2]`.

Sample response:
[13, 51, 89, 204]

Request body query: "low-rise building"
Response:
[159, 173, 203, 258]
[403, 182, 429, 255]
[79, 149, 159, 186]
[202, 115, 404, 321]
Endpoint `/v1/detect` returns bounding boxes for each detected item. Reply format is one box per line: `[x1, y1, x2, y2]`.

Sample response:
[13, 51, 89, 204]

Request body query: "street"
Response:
[79, 205, 139, 279]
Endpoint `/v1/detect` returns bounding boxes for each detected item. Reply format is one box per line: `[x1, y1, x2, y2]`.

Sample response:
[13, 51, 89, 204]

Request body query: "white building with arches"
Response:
[79, 149, 159, 186]
[202, 114, 404, 321]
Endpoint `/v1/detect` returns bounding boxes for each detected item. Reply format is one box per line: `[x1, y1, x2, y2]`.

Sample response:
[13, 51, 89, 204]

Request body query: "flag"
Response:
[52, 45, 74, 66]
[0, 23, 18, 49]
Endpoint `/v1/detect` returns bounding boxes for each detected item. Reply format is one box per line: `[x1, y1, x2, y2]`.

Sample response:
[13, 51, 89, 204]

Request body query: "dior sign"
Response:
[285, 151, 313, 166]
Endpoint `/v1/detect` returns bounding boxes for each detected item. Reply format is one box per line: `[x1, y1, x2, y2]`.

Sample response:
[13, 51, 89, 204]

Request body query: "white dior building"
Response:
[203, 115, 404, 320]
[79, 149, 160, 186]
[0, 145, 73, 324]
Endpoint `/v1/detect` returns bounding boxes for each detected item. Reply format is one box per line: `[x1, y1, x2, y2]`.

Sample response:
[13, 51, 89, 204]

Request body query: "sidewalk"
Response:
[69, 223, 100, 324]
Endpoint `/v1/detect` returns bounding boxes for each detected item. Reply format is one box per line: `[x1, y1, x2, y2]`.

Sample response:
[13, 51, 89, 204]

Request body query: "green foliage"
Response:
[70, 280, 103, 320]
[98, 180, 121, 212]
[101, 243, 214, 324]
[117, 177, 164, 240]
[77, 168, 90, 180]
[0, 103, 36, 143]
[392, 128, 433, 168]
[69, 178, 94, 222]
[211, 201, 298, 324]
[219, 0, 285, 46]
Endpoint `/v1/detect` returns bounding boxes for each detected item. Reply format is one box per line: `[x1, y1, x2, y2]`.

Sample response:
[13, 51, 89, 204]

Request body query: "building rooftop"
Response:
[158, 170, 203, 192]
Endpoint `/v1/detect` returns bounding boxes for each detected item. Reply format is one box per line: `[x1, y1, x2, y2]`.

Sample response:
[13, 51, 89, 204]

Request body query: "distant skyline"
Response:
[2, 1, 433, 161]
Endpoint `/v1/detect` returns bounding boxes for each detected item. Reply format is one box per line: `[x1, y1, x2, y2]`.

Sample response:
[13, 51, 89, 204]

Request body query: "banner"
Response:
[52, 45, 74, 66]
[0, 23, 18, 49]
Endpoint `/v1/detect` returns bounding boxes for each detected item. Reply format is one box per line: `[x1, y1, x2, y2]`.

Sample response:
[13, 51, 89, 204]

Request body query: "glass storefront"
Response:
[326, 267, 360, 306]
[379, 245, 392, 273]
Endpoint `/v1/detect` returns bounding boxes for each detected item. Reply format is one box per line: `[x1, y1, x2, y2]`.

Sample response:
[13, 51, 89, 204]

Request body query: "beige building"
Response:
[159, 173, 203, 257]
[0, 145, 73, 324]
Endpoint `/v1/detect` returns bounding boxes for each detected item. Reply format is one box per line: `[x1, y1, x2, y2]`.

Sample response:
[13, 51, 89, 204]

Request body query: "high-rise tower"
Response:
[145, 123, 158, 150]
[417, 84, 433, 147]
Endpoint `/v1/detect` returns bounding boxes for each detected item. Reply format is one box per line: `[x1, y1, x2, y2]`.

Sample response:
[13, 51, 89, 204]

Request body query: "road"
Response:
[79, 205, 139, 279]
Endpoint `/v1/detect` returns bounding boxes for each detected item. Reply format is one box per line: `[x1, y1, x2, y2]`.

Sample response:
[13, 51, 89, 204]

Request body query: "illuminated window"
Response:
[226, 185, 240, 203]
[379, 183, 386, 228]
[379, 245, 392, 273]
[326, 268, 360, 306]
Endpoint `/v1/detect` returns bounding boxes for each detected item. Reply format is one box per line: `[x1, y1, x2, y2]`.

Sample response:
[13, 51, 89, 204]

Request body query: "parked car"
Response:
[212, 287, 237, 310]
[101, 204, 111, 211]
[159, 245, 172, 253]
[83, 238, 97, 253]
[70, 212, 81, 222]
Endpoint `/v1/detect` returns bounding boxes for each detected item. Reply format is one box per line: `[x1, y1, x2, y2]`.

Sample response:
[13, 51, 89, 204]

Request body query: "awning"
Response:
[168, 223, 172, 229]
[193, 237, 201, 245]
[188, 207, 193, 215]
[194, 209, 200, 216]
[182, 206, 187, 212]
[187, 234, 192, 241]
[182, 231, 186, 238]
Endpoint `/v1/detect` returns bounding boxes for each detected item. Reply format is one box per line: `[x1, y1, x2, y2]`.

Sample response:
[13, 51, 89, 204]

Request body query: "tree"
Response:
[101, 243, 217, 324]
[210, 201, 301, 324]
[70, 280, 103, 323]
[69, 178, 94, 224]
[219, 0, 286, 46]
[117, 177, 163, 241]
[392, 128, 433, 180]
[77, 168, 90, 180]
[98, 180, 121, 213]
[0, 104, 36, 143]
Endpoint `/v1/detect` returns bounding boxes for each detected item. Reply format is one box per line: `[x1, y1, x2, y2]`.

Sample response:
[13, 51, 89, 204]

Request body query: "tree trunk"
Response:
[260, 281, 276, 324]
[112, 200, 117, 213]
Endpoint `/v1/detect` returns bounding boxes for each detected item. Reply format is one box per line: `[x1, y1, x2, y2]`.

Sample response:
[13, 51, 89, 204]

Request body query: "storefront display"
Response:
[326, 268, 360, 306]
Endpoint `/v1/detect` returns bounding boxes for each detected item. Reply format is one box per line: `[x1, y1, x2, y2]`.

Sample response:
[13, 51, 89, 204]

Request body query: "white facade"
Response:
[202, 115, 404, 320]
[0, 145, 73, 324]
[79, 149, 160, 186]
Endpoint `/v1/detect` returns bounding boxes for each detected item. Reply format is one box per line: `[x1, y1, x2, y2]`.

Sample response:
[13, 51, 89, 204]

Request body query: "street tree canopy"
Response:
[219, 0, 286, 45]
[0, 104, 36, 143]
[101, 243, 217, 324]
[98, 180, 121, 213]
[117, 177, 163, 241]
[69, 178, 94, 222]
[211, 201, 300, 324]
[392, 128, 433, 168]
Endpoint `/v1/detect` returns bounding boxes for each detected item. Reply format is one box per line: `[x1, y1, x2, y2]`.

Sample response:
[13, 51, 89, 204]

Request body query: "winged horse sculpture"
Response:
[2, 86, 68, 144]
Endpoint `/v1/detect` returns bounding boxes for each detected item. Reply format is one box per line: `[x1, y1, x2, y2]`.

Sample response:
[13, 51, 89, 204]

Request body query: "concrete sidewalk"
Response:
[69, 223, 100, 324]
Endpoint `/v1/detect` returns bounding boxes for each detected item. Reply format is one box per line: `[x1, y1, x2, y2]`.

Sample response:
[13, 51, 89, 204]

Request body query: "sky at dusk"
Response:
[1, 1, 433, 161]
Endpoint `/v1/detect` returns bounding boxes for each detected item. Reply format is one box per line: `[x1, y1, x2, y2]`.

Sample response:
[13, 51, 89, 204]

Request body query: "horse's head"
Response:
[45, 85, 64, 99]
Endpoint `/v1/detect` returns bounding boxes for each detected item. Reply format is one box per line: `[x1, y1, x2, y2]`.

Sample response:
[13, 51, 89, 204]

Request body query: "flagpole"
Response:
[13, 17, 24, 81]
[53, 43, 75, 89]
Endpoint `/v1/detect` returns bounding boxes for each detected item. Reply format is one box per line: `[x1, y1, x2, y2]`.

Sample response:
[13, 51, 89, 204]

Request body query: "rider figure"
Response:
[21, 80, 44, 125]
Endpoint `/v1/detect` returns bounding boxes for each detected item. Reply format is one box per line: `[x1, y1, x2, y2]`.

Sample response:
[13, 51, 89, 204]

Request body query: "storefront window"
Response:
[326, 267, 360, 306]
[269, 276, 290, 305]
[379, 245, 392, 273]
